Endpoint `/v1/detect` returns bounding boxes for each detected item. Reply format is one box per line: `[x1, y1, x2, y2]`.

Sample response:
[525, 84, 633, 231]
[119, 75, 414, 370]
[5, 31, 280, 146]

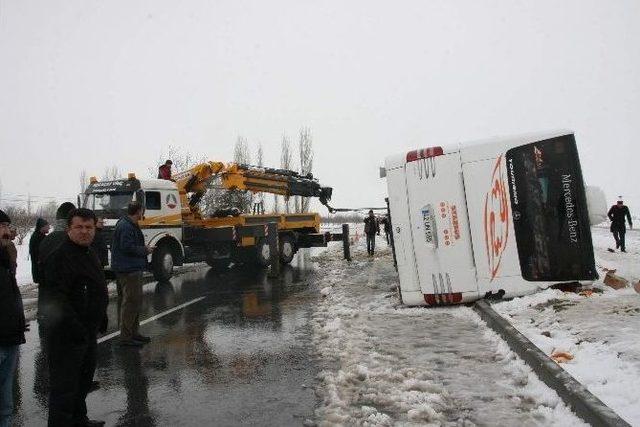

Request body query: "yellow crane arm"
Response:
[174, 161, 333, 218]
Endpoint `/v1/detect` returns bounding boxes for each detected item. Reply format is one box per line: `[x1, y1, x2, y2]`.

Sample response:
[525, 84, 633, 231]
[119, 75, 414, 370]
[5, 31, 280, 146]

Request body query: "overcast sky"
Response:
[1, 0, 639, 214]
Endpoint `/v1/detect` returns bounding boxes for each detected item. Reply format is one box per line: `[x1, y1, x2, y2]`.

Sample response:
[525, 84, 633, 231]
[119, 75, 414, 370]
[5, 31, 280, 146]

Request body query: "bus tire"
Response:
[152, 244, 174, 281]
[254, 238, 271, 268]
[279, 234, 295, 264]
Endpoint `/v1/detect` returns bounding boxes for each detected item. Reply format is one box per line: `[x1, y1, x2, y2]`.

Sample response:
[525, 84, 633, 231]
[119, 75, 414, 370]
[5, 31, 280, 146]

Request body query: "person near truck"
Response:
[364, 210, 380, 256]
[111, 201, 154, 347]
[90, 217, 109, 268]
[38, 202, 76, 322]
[0, 209, 27, 427]
[157, 159, 173, 180]
[29, 217, 50, 284]
[42, 208, 108, 427]
[607, 198, 632, 252]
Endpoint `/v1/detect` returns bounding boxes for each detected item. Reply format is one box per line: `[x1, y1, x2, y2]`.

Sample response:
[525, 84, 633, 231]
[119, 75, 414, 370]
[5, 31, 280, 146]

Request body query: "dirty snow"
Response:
[493, 226, 640, 425]
[310, 236, 584, 426]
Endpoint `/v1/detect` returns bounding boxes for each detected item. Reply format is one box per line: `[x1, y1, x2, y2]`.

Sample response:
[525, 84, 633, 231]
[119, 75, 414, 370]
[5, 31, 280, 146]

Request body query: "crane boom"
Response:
[173, 161, 333, 218]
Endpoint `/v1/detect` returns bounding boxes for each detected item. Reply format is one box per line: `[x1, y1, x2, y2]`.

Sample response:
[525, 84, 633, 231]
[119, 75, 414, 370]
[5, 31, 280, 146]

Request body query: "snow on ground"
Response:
[310, 237, 584, 426]
[493, 226, 640, 425]
[14, 231, 35, 287]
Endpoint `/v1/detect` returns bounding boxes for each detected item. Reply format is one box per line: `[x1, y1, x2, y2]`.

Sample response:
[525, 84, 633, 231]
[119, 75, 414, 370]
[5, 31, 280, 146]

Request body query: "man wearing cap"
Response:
[608, 198, 632, 252]
[0, 209, 27, 427]
[29, 217, 50, 284]
[157, 159, 173, 180]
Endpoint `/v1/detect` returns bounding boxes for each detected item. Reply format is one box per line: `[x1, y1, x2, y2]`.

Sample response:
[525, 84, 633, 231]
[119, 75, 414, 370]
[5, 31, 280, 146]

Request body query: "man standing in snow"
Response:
[608, 199, 632, 252]
[29, 218, 50, 284]
[364, 210, 380, 256]
[0, 209, 26, 427]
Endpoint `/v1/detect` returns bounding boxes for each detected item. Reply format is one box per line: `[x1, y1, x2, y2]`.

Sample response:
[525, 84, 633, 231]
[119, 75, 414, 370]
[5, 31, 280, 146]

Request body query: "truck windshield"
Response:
[85, 192, 133, 219]
[506, 135, 596, 281]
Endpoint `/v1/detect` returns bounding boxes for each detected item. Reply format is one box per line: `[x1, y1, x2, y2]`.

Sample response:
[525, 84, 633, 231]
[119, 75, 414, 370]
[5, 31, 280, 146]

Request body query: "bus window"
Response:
[506, 134, 597, 281]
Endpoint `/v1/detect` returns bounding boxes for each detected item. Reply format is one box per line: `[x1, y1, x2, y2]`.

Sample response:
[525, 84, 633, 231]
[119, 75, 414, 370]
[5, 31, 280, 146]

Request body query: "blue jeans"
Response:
[0, 345, 19, 427]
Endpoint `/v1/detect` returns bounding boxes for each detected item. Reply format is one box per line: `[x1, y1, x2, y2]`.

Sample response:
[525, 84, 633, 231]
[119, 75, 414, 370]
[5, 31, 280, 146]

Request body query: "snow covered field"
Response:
[310, 238, 585, 426]
[493, 226, 640, 425]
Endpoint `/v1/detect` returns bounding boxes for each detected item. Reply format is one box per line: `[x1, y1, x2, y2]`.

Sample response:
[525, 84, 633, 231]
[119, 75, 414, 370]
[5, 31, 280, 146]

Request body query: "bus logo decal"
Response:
[484, 155, 509, 281]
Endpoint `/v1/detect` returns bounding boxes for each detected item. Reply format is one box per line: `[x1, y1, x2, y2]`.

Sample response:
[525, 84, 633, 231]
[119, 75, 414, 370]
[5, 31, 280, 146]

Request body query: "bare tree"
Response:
[102, 165, 121, 181]
[214, 136, 253, 214]
[150, 145, 203, 178]
[4, 206, 35, 245]
[280, 134, 293, 213]
[298, 127, 314, 213]
[254, 143, 265, 213]
[79, 170, 88, 194]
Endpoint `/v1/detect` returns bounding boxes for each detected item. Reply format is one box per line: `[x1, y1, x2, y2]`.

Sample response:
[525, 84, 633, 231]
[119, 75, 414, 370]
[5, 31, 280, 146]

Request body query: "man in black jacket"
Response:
[42, 208, 108, 427]
[364, 210, 380, 256]
[607, 199, 633, 252]
[0, 209, 26, 427]
[38, 202, 75, 321]
[29, 217, 50, 284]
[90, 217, 109, 268]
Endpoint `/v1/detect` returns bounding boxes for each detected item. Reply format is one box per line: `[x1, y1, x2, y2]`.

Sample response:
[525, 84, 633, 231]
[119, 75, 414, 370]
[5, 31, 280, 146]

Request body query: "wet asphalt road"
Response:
[12, 253, 321, 426]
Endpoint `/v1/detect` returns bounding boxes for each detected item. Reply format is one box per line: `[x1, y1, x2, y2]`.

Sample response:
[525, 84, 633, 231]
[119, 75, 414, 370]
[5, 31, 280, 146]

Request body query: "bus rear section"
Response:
[385, 131, 597, 306]
[462, 133, 597, 299]
[385, 147, 478, 306]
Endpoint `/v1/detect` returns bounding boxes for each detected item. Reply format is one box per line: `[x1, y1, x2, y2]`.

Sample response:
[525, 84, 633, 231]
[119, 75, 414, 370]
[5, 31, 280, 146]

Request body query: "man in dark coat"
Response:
[38, 202, 75, 321]
[111, 202, 154, 346]
[607, 199, 632, 252]
[364, 210, 380, 256]
[42, 208, 108, 427]
[157, 159, 173, 180]
[0, 209, 26, 427]
[90, 217, 109, 268]
[29, 217, 50, 284]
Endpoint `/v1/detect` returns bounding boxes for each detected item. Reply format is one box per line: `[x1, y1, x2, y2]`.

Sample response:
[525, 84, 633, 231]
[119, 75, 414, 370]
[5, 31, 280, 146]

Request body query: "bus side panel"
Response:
[385, 166, 421, 300]
[461, 155, 523, 296]
[404, 153, 477, 297]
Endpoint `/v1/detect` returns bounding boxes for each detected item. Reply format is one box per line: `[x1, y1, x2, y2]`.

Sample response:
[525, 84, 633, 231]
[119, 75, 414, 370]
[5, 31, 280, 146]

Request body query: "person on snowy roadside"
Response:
[0, 209, 27, 427]
[364, 210, 380, 256]
[38, 202, 76, 321]
[607, 199, 632, 252]
[157, 159, 173, 180]
[29, 218, 50, 284]
[90, 217, 108, 268]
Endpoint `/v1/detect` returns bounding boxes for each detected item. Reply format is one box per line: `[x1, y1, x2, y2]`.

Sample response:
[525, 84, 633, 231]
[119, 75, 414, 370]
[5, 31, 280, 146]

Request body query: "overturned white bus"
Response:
[383, 131, 597, 306]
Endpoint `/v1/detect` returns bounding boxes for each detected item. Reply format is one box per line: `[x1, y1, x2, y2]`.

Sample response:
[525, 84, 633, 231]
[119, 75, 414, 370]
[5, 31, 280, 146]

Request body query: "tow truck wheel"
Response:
[254, 238, 271, 268]
[152, 244, 174, 281]
[279, 235, 295, 264]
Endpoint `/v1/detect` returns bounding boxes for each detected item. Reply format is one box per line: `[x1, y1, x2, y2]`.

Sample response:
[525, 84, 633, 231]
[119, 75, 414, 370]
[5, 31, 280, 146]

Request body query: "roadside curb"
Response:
[473, 299, 630, 427]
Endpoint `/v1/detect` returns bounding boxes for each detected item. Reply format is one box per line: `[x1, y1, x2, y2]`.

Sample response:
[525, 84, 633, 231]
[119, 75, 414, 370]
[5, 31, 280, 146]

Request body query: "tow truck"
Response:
[80, 161, 341, 280]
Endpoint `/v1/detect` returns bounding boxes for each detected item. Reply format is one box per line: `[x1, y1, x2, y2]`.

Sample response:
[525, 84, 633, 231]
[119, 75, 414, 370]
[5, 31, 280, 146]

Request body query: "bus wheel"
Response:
[279, 235, 295, 264]
[206, 257, 231, 271]
[152, 244, 174, 281]
[254, 238, 271, 268]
